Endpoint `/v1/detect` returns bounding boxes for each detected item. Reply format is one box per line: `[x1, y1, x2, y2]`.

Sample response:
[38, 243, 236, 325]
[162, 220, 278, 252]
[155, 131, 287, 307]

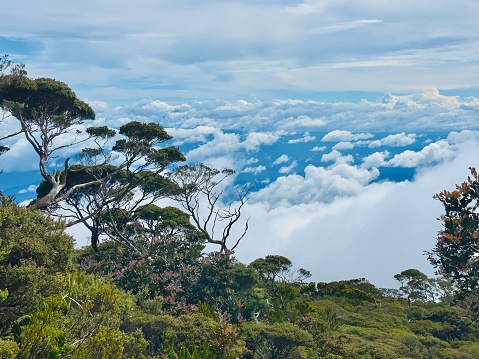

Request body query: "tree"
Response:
[168, 164, 251, 254]
[0, 72, 186, 250]
[249, 255, 311, 322]
[428, 167, 479, 311]
[394, 269, 430, 305]
[0, 74, 96, 209]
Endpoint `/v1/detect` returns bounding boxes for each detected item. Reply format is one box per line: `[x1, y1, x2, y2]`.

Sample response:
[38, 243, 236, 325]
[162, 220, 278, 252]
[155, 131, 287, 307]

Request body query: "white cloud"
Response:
[361, 151, 391, 169]
[243, 132, 280, 150]
[332, 141, 354, 150]
[322, 130, 374, 142]
[312, 145, 327, 152]
[18, 185, 37, 194]
[308, 19, 383, 35]
[368, 140, 382, 148]
[321, 150, 354, 166]
[87, 93, 479, 137]
[252, 162, 380, 208]
[243, 165, 266, 175]
[183, 129, 279, 169]
[3, 0, 479, 102]
[272, 154, 290, 165]
[387, 140, 455, 168]
[245, 157, 259, 165]
[167, 125, 219, 145]
[279, 160, 298, 174]
[287, 133, 316, 144]
[380, 133, 417, 147]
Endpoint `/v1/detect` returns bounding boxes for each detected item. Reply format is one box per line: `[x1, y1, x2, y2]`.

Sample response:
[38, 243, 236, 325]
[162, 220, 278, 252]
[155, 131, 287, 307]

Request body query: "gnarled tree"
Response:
[168, 164, 251, 254]
[0, 72, 185, 250]
[35, 121, 185, 250]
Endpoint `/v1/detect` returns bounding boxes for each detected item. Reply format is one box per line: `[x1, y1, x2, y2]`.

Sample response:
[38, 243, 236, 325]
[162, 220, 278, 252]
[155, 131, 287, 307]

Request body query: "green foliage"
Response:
[429, 167, 479, 312]
[75, 219, 205, 306]
[0, 76, 94, 124]
[13, 272, 148, 358]
[0, 339, 19, 359]
[394, 269, 430, 304]
[241, 321, 314, 359]
[166, 344, 211, 359]
[131, 312, 245, 358]
[0, 198, 73, 328]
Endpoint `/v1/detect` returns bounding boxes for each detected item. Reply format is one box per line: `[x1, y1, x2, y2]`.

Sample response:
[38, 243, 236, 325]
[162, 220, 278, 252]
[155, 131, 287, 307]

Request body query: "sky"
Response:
[2, 0, 479, 288]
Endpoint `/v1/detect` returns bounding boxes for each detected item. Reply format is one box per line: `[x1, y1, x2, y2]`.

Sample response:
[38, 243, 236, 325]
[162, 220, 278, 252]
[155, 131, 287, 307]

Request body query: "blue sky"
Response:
[2, 0, 479, 103]
[2, 0, 479, 287]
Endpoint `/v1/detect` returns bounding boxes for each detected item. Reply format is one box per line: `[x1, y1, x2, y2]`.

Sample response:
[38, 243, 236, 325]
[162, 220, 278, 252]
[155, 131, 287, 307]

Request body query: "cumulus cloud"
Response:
[272, 154, 290, 165]
[321, 150, 354, 166]
[361, 151, 391, 169]
[365, 133, 416, 149]
[332, 141, 354, 150]
[184, 130, 279, 169]
[243, 165, 266, 175]
[243, 132, 280, 150]
[368, 140, 382, 148]
[279, 160, 298, 174]
[166, 125, 219, 145]
[312, 145, 327, 152]
[380, 133, 417, 147]
[88, 92, 479, 137]
[252, 163, 380, 208]
[387, 140, 455, 168]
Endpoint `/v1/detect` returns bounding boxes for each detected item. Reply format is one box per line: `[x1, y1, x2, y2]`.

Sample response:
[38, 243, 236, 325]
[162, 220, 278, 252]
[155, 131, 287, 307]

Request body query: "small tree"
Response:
[249, 255, 311, 322]
[36, 123, 185, 251]
[394, 269, 430, 305]
[168, 164, 251, 254]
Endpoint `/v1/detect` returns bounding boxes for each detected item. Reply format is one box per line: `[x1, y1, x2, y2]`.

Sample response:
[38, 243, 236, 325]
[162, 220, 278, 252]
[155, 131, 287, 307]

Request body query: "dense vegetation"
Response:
[2, 55, 479, 358]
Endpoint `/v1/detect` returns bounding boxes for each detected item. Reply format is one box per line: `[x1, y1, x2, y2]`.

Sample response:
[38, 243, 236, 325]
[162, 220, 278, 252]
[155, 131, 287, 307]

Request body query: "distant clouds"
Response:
[96, 89, 479, 134]
[2, 90, 479, 174]
[322, 130, 374, 142]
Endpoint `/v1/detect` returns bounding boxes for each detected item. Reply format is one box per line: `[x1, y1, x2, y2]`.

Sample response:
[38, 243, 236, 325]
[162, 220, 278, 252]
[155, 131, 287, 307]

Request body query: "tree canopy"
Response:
[428, 167, 479, 312]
